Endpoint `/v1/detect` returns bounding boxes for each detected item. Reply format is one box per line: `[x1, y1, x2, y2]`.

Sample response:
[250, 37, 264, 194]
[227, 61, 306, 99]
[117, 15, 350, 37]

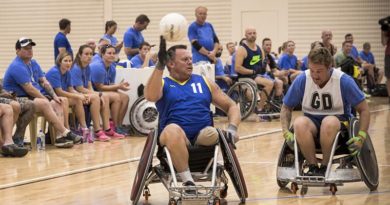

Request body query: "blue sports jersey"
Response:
[123, 27, 144, 60]
[130, 54, 155, 68]
[215, 58, 225, 76]
[90, 59, 116, 90]
[283, 69, 365, 121]
[103, 34, 118, 46]
[46, 66, 73, 91]
[156, 74, 213, 141]
[54, 32, 73, 61]
[71, 63, 91, 88]
[301, 55, 308, 71]
[278, 54, 298, 70]
[91, 53, 102, 63]
[359, 51, 375, 64]
[238, 43, 265, 78]
[3, 56, 45, 96]
[188, 22, 218, 63]
[350, 45, 359, 61]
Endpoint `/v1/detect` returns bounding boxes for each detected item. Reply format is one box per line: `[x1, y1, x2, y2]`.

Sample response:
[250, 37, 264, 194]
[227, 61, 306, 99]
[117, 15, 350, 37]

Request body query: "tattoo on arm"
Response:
[43, 83, 57, 98]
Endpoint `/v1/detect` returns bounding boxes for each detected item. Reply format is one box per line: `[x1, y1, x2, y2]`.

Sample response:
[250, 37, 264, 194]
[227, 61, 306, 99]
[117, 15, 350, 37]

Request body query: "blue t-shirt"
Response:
[123, 27, 144, 60]
[70, 63, 91, 88]
[156, 74, 212, 141]
[301, 55, 308, 71]
[278, 54, 298, 70]
[283, 69, 364, 120]
[90, 59, 116, 90]
[359, 51, 375, 64]
[91, 53, 102, 63]
[130, 54, 155, 68]
[3, 56, 45, 96]
[54, 32, 73, 61]
[103, 34, 118, 46]
[350, 45, 359, 61]
[215, 58, 225, 76]
[45, 66, 73, 91]
[230, 53, 237, 77]
[188, 22, 218, 63]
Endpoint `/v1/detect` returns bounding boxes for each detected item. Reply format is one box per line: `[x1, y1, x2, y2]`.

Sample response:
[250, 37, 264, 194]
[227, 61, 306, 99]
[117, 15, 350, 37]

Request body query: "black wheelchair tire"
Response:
[276, 142, 293, 188]
[226, 81, 257, 121]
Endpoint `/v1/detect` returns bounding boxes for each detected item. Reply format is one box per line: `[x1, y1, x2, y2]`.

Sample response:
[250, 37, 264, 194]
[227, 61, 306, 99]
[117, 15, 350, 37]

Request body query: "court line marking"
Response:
[239, 161, 390, 167]
[227, 189, 390, 203]
[0, 107, 388, 190]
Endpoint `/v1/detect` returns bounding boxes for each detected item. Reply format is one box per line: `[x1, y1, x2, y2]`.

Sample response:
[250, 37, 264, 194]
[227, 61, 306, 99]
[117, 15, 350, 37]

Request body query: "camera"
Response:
[379, 16, 390, 31]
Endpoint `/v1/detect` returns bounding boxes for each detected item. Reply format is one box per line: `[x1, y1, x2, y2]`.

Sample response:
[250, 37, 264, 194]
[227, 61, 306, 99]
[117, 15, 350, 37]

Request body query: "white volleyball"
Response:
[159, 13, 188, 42]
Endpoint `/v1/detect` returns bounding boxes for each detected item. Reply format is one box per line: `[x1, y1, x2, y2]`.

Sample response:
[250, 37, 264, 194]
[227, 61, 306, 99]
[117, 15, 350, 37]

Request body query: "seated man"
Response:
[359, 42, 384, 91]
[130, 42, 155, 69]
[235, 28, 283, 114]
[144, 37, 241, 190]
[214, 44, 232, 93]
[3, 37, 82, 148]
[281, 47, 370, 176]
[0, 103, 28, 157]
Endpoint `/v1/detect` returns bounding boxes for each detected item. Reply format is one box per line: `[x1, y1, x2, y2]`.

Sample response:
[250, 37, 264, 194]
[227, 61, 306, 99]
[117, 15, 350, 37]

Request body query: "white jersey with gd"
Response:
[302, 69, 344, 115]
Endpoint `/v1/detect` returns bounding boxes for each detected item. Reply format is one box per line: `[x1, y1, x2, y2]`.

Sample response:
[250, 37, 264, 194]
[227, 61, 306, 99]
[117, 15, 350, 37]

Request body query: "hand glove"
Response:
[283, 131, 294, 150]
[226, 124, 238, 149]
[156, 35, 167, 70]
[347, 130, 367, 156]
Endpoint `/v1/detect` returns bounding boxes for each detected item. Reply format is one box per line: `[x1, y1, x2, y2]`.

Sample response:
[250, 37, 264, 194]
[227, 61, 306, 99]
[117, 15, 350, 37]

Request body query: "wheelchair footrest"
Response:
[169, 185, 222, 201]
[296, 176, 326, 186]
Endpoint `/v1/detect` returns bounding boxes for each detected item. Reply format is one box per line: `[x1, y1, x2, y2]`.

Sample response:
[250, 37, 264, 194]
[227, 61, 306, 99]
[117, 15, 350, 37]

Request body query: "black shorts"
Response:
[385, 54, 390, 78]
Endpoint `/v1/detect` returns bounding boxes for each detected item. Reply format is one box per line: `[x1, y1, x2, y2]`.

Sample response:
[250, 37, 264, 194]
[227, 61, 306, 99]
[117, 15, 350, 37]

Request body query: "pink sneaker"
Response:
[95, 130, 111, 142]
[105, 129, 125, 139]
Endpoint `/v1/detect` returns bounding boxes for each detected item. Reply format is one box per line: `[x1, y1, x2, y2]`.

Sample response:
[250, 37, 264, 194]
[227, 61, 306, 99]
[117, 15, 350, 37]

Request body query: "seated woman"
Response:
[71, 45, 125, 140]
[90, 45, 130, 135]
[46, 51, 124, 141]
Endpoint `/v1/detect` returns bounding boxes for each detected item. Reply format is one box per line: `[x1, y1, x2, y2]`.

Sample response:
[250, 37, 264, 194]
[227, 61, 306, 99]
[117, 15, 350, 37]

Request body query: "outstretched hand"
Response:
[156, 35, 167, 70]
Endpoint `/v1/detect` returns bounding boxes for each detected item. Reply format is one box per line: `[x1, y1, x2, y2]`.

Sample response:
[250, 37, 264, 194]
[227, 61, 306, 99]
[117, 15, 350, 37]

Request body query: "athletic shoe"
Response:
[116, 126, 129, 136]
[65, 132, 83, 144]
[182, 181, 196, 195]
[305, 164, 325, 176]
[1, 144, 28, 157]
[54, 137, 74, 148]
[12, 136, 24, 147]
[104, 129, 125, 139]
[95, 130, 111, 142]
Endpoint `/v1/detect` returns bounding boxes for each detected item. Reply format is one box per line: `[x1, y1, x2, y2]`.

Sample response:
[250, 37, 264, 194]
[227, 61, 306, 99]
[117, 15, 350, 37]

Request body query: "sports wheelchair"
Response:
[227, 77, 282, 121]
[130, 128, 248, 204]
[276, 117, 379, 195]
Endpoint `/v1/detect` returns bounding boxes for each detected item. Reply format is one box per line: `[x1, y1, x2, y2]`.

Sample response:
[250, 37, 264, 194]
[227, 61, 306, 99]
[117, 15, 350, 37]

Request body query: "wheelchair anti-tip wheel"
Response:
[129, 96, 159, 136]
[227, 81, 257, 120]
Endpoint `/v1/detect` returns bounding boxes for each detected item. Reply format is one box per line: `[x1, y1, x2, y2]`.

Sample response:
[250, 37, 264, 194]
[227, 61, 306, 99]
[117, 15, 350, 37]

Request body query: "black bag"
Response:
[371, 84, 388, 97]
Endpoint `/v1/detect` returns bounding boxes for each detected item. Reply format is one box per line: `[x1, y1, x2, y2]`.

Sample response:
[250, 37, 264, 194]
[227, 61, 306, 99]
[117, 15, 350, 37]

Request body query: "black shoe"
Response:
[318, 165, 327, 176]
[305, 164, 321, 176]
[55, 137, 74, 148]
[65, 132, 83, 144]
[1, 144, 28, 157]
[12, 136, 24, 147]
[182, 181, 196, 195]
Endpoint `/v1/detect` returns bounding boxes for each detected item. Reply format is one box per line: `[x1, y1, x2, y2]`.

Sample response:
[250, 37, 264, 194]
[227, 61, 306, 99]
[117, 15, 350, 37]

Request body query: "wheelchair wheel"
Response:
[130, 130, 158, 204]
[350, 118, 379, 191]
[129, 96, 159, 136]
[217, 129, 248, 203]
[227, 81, 257, 120]
[276, 142, 294, 188]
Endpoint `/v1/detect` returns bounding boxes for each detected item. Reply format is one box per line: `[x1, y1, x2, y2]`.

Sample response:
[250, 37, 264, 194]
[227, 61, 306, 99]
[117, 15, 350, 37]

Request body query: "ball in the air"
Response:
[159, 13, 188, 42]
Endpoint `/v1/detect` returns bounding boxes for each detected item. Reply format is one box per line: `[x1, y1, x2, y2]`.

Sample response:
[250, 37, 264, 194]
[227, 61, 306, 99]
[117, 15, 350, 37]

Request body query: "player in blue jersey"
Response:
[281, 47, 370, 176]
[144, 36, 241, 190]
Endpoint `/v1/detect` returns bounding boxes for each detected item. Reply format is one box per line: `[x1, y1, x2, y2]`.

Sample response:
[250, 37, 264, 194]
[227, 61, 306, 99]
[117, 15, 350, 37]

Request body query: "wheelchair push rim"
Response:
[226, 81, 257, 121]
[217, 129, 248, 202]
[129, 96, 159, 136]
[130, 130, 157, 204]
[350, 118, 379, 191]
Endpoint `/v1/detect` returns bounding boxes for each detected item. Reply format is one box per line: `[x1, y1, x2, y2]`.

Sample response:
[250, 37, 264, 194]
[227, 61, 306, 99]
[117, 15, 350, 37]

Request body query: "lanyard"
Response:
[26, 63, 35, 82]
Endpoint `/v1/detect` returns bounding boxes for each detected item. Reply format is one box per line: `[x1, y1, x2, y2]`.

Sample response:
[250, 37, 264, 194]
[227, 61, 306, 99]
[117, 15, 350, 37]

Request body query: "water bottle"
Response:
[37, 130, 45, 150]
[88, 126, 94, 143]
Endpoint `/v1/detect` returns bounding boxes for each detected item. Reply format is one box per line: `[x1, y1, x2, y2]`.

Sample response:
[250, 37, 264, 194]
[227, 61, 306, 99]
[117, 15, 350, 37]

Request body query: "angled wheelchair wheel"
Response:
[130, 130, 158, 204]
[276, 141, 294, 188]
[129, 96, 159, 136]
[350, 118, 379, 191]
[227, 81, 257, 120]
[217, 129, 248, 203]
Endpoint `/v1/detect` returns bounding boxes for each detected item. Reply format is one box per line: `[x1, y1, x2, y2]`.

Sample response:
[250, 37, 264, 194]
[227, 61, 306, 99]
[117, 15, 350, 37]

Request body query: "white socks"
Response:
[178, 169, 194, 183]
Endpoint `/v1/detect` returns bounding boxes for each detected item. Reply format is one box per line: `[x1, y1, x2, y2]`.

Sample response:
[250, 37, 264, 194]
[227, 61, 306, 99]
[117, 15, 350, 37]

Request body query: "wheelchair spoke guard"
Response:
[129, 96, 159, 136]
[130, 130, 158, 204]
[350, 117, 379, 191]
[217, 129, 248, 202]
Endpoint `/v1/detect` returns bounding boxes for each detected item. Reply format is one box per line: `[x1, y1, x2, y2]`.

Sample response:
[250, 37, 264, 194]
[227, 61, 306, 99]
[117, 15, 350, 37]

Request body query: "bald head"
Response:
[321, 30, 333, 43]
[195, 6, 208, 25]
[85, 39, 96, 53]
[245, 27, 257, 43]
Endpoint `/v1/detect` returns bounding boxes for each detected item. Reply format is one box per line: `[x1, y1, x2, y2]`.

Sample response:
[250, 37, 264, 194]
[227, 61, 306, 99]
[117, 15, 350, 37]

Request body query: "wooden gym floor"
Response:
[0, 97, 389, 205]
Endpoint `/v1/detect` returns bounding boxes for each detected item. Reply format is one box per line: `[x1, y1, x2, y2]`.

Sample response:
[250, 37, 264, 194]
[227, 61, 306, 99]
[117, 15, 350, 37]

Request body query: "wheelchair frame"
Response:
[227, 78, 282, 121]
[130, 128, 248, 205]
[276, 117, 379, 195]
